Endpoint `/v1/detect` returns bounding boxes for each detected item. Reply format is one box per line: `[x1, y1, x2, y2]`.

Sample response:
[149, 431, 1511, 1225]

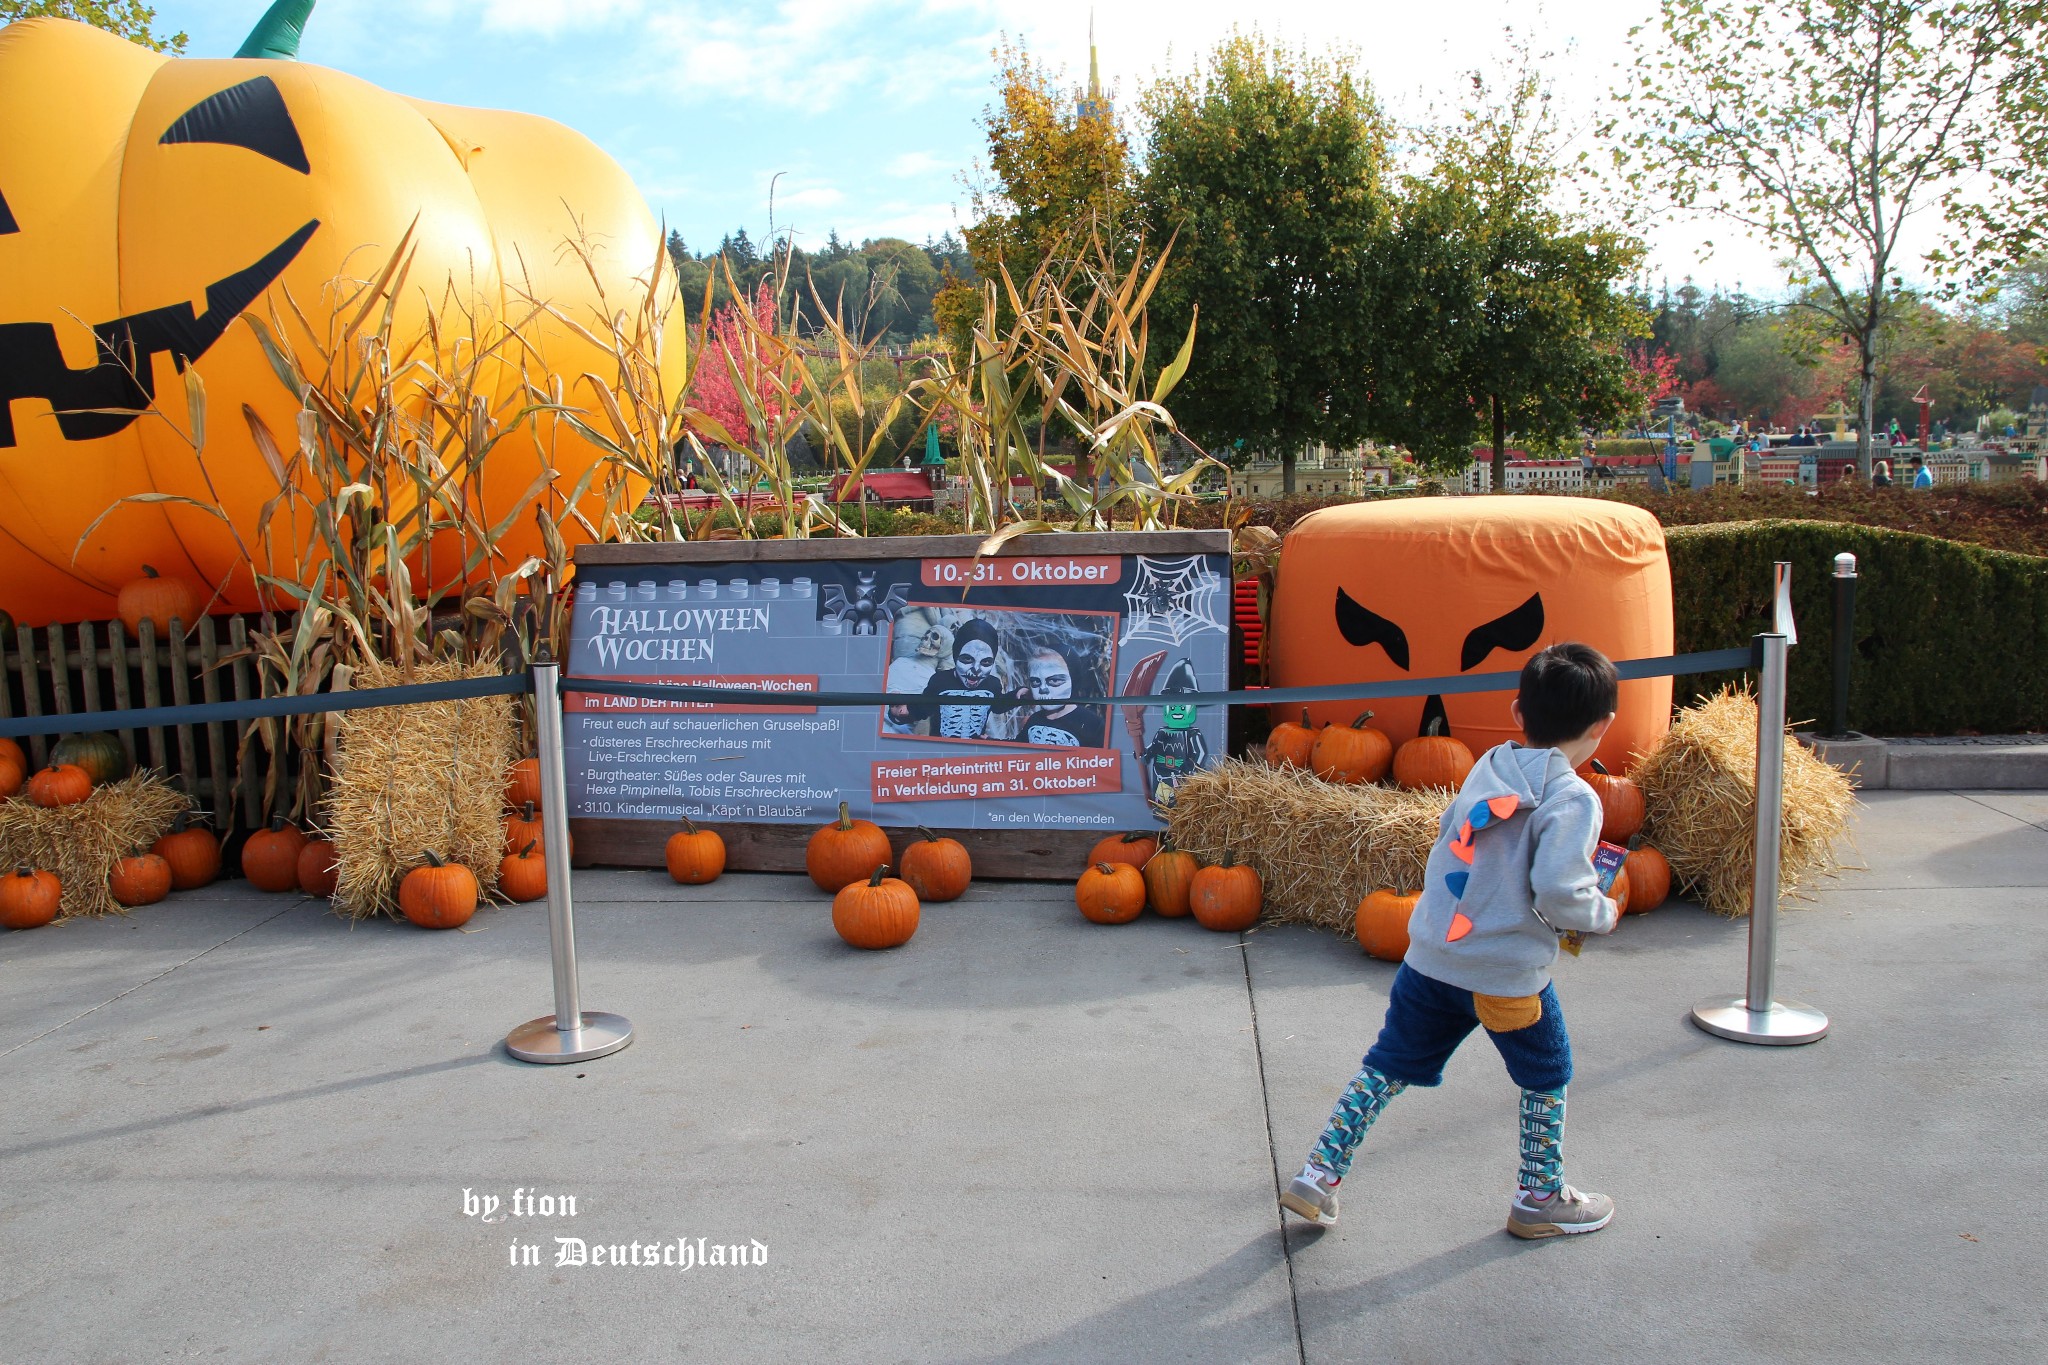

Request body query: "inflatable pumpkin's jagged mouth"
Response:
[0, 217, 318, 448]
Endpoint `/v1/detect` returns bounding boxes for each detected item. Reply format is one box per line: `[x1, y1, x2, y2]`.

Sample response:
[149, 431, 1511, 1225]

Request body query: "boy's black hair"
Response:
[1518, 642, 1618, 747]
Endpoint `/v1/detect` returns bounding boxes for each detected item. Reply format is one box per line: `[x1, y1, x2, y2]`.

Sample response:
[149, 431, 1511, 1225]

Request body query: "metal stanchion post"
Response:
[506, 655, 633, 1065]
[1829, 553, 1857, 739]
[1691, 568, 1829, 1045]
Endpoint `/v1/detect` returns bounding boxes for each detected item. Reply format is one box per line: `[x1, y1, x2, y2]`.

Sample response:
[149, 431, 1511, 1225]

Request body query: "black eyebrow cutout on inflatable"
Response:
[1335, 588, 1411, 671]
[1459, 593, 1545, 671]
[159, 75, 310, 174]
[0, 186, 18, 235]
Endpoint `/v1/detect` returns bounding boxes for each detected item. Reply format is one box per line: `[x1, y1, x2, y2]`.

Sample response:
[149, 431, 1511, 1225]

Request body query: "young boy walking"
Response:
[1282, 643, 1625, 1239]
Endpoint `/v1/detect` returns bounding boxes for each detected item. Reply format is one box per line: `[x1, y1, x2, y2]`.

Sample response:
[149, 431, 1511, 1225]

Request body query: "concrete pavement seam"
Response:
[1240, 931, 1309, 1365]
[0, 900, 304, 1062]
[1950, 789, 2048, 832]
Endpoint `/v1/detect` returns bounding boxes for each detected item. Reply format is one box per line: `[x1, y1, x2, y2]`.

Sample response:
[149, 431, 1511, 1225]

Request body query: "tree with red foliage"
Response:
[691, 277, 800, 449]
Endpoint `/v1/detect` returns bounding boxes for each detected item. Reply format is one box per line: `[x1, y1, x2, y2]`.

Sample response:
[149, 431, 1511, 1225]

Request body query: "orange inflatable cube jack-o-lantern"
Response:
[1267, 498, 1673, 772]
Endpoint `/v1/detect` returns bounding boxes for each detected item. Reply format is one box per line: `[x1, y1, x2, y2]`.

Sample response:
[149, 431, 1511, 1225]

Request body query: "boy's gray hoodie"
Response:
[1401, 741, 1619, 998]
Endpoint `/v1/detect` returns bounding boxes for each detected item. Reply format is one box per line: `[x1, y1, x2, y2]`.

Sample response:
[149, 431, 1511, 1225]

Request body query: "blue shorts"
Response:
[1362, 963, 1573, 1091]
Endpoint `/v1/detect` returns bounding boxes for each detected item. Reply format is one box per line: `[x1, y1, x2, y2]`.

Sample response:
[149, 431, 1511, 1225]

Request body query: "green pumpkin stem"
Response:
[1222, 850, 1237, 868]
[680, 817, 699, 834]
[917, 825, 940, 843]
[268, 815, 288, 833]
[869, 865, 890, 887]
[1300, 707, 1311, 727]
[1121, 831, 1148, 844]
[518, 840, 537, 860]
[422, 850, 445, 868]
[836, 800, 854, 830]
[141, 564, 160, 579]
[1350, 710, 1376, 729]
[1590, 759, 1610, 776]
[521, 801, 537, 820]
[1423, 714, 1448, 739]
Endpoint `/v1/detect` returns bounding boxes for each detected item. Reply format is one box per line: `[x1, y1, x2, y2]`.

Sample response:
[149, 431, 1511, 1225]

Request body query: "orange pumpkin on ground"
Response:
[832, 866, 920, 949]
[499, 841, 549, 903]
[1311, 710, 1393, 785]
[1267, 498, 1673, 772]
[1355, 889, 1419, 962]
[1263, 708, 1319, 769]
[152, 812, 221, 889]
[899, 827, 971, 902]
[1621, 845, 1670, 913]
[1076, 862, 1146, 924]
[27, 764, 92, 808]
[806, 801, 893, 892]
[118, 566, 200, 640]
[1582, 761, 1646, 844]
[399, 852, 479, 929]
[296, 839, 338, 897]
[664, 818, 726, 885]
[0, 753, 23, 799]
[1086, 831, 1159, 870]
[110, 852, 172, 907]
[504, 801, 544, 856]
[0, 736, 24, 771]
[505, 759, 543, 811]
[1, 866, 61, 929]
[1190, 854, 1263, 932]
[1392, 716, 1475, 792]
[1143, 844, 1200, 918]
[241, 817, 306, 892]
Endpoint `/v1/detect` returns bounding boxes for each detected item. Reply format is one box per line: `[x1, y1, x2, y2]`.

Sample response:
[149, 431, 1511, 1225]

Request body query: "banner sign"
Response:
[562, 534, 1231, 834]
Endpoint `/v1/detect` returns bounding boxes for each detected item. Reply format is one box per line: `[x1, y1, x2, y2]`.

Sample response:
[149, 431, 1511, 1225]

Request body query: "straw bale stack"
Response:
[1165, 759, 1449, 933]
[1636, 686, 1855, 917]
[326, 660, 517, 919]
[0, 774, 190, 918]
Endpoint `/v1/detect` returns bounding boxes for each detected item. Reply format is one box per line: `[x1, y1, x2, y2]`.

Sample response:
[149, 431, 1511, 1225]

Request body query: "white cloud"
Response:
[884, 151, 951, 179]
[475, 0, 646, 35]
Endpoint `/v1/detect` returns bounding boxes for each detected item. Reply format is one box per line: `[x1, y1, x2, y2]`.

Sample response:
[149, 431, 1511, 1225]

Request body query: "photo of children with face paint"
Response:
[881, 606, 1114, 748]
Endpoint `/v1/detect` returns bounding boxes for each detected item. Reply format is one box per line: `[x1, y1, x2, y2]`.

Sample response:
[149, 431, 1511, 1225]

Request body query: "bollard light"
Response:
[1830, 553, 1858, 738]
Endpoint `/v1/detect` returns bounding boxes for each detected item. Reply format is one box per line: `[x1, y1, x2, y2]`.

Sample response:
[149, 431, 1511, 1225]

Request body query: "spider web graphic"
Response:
[1120, 556, 1226, 647]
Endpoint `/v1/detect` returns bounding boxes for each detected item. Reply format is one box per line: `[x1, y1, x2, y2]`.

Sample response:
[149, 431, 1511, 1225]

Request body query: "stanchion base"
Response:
[505, 1011, 635, 1064]
[1690, 995, 1829, 1046]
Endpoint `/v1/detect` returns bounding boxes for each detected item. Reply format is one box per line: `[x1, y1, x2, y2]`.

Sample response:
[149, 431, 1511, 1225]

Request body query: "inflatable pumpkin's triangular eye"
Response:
[160, 76, 310, 175]
[0, 186, 17, 236]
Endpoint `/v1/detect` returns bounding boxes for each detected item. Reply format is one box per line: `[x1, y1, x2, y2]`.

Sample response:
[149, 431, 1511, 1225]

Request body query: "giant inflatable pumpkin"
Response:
[0, 8, 681, 626]
[1267, 498, 1673, 771]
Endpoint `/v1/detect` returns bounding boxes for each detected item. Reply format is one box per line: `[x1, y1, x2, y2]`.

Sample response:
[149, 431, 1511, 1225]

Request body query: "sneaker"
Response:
[1281, 1165, 1340, 1227]
[1506, 1184, 1614, 1239]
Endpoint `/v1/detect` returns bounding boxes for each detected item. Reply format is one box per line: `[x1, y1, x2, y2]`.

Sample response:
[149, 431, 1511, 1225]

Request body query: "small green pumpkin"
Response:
[50, 731, 130, 786]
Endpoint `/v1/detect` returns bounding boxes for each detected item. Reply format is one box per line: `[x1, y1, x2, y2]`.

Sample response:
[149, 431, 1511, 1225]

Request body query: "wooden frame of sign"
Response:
[567, 528, 1231, 880]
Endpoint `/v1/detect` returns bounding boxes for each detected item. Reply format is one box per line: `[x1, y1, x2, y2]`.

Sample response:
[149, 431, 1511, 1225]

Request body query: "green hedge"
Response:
[1668, 520, 2048, 735]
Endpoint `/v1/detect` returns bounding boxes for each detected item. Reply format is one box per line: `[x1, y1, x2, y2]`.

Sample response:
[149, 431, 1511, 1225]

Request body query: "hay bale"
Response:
[1165, 759, 1449, 933]
[0, 774, 190, 918]
[327, 660, 517, 919]
[1636, 685, 1855, 917]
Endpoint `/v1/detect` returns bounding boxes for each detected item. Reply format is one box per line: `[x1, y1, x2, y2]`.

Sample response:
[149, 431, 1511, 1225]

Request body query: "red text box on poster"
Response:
[870, 749, 1122, 802]
[565, 675, 818, 716]
[919, 556, 1121, 589]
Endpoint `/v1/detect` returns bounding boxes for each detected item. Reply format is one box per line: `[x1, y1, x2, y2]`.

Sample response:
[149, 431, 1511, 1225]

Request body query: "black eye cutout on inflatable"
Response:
[1335, 588, 1411, 671]
[0, 186, 17, 235]
[1459, 593, 1545, 671]
[159, 75, 311, 175]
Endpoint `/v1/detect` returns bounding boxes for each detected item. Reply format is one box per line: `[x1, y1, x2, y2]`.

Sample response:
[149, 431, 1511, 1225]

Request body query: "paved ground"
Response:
[2, 789, 2043, 1364]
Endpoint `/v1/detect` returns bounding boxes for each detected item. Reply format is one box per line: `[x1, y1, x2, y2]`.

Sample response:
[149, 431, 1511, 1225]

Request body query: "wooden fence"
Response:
[1, 615, 295, 834]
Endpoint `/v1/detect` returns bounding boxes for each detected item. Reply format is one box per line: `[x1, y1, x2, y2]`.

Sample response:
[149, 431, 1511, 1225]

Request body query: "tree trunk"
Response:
[1282, 448, 1297, 496]
[1490, 393, 1508, 493]
[1858, 332, 1878, 479]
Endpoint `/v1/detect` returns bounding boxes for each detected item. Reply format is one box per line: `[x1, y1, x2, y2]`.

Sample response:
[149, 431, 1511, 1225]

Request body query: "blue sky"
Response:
[152, 0, 1775, 288]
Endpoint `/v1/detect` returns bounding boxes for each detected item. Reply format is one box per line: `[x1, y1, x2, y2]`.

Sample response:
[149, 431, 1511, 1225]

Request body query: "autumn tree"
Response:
[1616, 0, 2048, 473]
[0, 0, 184, 49]
[1138, 34, 1390, 492]
[964, 39, 1136, 286]
[1368, 69, 1649, 483]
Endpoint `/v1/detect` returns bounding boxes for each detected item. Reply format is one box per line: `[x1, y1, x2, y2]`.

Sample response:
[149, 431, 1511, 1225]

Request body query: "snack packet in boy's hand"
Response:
[1555, 842, 1632, 957]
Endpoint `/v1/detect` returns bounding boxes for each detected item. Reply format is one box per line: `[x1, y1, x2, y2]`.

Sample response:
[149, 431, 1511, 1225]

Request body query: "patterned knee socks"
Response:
[1517, 1086, 1567, 1195]
[1307, 1065, 1406, 1179]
